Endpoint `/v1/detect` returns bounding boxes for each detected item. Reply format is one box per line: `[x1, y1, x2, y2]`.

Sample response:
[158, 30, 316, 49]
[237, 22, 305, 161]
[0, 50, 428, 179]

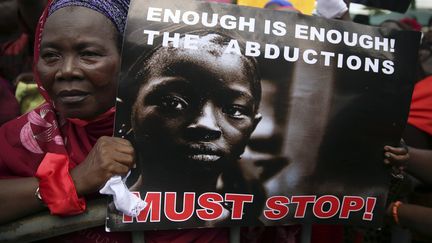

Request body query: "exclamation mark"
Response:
[390, 39, 395, 52]
[363, 197, 376, 221]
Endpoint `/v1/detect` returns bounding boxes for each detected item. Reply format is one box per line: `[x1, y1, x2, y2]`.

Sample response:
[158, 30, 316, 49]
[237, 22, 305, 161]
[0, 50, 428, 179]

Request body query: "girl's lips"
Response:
[187, 154, 221, 162]
[184, 144, 223, 162]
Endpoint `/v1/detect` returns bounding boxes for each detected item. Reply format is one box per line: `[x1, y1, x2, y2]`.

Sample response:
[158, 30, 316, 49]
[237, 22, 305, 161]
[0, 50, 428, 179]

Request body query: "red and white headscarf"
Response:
[0, 1, 230, 241]
[0, 0, 116, 179]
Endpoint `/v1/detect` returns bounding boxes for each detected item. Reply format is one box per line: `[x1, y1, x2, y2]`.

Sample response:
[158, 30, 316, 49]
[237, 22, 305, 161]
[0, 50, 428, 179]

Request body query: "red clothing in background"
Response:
[0, 33, 33, 84]
[408, 76, 432, 136]
[0, 77, 19, 125]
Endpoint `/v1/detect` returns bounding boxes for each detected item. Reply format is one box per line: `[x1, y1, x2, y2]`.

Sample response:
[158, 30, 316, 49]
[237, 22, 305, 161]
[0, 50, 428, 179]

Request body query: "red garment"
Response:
[0, 0, 34, 84]
[0, 1, 229, 242]
[146, 228, 229, 243]
[311, 225, 344, 243]
[241, 225, 301, 243]
[0, 32, 32, 84]
[399, 18, 422, 32]
[408, 76, 432, 136]
[0, 77, 19, 125]
[0, 11, 29, 125]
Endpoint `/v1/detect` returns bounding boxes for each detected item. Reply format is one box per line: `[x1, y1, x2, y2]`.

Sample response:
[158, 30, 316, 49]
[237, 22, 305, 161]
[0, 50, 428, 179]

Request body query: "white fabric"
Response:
[100, 175, 147, 217]
[314, 0, 348, 19]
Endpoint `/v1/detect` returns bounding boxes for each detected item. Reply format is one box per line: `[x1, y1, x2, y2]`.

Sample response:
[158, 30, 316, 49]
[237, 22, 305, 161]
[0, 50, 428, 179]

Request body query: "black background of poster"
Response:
[107, 0, 421, 231]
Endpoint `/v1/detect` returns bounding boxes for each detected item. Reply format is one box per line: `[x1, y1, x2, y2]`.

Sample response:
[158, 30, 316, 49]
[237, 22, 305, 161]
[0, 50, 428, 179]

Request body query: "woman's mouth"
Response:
[57, 90, 90, 104]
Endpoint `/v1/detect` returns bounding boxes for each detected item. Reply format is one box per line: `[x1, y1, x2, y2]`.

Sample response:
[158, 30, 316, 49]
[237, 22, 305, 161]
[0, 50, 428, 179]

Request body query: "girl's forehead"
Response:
[150, 49, 250, 80]
[155, 45, 249, 68]
[145, 50, 254, 96]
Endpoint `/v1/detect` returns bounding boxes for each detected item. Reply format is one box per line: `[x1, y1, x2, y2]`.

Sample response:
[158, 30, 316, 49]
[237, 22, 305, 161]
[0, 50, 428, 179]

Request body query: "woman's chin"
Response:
[58, 106, 108, 121]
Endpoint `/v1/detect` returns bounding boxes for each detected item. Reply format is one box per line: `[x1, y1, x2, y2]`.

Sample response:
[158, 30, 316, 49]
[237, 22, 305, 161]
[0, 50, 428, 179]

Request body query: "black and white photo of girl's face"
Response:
[131, 33, 261, 174]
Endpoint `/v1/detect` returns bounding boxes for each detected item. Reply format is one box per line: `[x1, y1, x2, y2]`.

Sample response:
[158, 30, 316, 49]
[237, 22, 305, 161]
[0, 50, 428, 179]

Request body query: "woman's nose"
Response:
[187, 103, 222, 141]
[55, 56, 82, 81]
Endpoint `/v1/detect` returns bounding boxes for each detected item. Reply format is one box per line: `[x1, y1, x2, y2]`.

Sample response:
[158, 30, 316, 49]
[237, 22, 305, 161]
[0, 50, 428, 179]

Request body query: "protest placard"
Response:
[107, 0, 421, 231]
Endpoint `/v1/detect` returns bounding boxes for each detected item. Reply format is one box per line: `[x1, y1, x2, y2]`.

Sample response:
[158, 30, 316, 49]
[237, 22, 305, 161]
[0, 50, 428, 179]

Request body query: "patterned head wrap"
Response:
[48, 0, 130, 34]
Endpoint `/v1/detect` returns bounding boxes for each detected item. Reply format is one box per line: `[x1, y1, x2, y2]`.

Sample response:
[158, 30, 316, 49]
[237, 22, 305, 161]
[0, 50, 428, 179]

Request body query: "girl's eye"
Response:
[223, 105, 249, 119]
[160, 96, 188, 111]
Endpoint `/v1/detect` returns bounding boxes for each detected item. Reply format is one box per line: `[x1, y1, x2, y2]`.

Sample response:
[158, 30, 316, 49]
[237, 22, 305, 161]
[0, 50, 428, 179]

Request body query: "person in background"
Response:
[0, 0, 46, 125]
[383, 145, 432, 238]
[323, 8, 429, 243]
[399, 17, 422, 32]
[389, 26, 432, 242]
[404, 30, 432, 150]
[0, 77, 19, 126]
[0, 0, 46, 84]
[313, 0, 350, 20]
[264, 0, 300, 12]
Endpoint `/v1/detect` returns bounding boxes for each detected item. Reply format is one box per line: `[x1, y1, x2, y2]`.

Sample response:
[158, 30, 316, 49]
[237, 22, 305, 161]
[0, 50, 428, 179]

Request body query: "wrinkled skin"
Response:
[37, 6, 120, 120]
[37, 7, 134, 195]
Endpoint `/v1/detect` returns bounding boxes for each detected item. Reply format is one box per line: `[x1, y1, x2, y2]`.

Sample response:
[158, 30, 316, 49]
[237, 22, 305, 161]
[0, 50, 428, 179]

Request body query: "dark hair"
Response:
[123, 30, 261, 111]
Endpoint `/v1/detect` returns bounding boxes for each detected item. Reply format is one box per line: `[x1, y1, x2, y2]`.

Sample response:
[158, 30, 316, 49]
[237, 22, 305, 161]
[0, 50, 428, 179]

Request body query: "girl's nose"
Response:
[187, 103, 222, 141]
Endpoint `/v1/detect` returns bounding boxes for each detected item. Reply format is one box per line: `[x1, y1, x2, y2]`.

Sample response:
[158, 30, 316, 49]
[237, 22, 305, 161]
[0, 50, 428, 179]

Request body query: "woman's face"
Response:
[132, 48, 261, 172]
[37, 6, 120, 120]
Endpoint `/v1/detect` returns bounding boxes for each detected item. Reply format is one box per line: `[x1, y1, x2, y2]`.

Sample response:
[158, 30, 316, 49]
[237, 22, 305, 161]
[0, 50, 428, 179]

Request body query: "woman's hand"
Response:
[71, 136, 135, 196]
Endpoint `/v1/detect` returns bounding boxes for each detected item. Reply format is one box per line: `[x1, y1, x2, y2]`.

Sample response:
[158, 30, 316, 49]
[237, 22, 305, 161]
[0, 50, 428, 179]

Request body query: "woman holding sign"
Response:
[0, 0, 230, 242]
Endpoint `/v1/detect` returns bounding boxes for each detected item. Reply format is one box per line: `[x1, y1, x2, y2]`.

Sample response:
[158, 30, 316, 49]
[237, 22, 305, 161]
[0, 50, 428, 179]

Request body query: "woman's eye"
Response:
[41, 52, 60, 63]
[223, 105, 248, 118]
[160, 96, 188, 111]
[80, 51, 100, 57]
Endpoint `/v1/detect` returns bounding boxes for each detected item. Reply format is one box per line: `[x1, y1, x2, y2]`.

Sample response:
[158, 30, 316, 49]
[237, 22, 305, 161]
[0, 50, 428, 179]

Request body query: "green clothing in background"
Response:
[15, 81, 44, 114]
